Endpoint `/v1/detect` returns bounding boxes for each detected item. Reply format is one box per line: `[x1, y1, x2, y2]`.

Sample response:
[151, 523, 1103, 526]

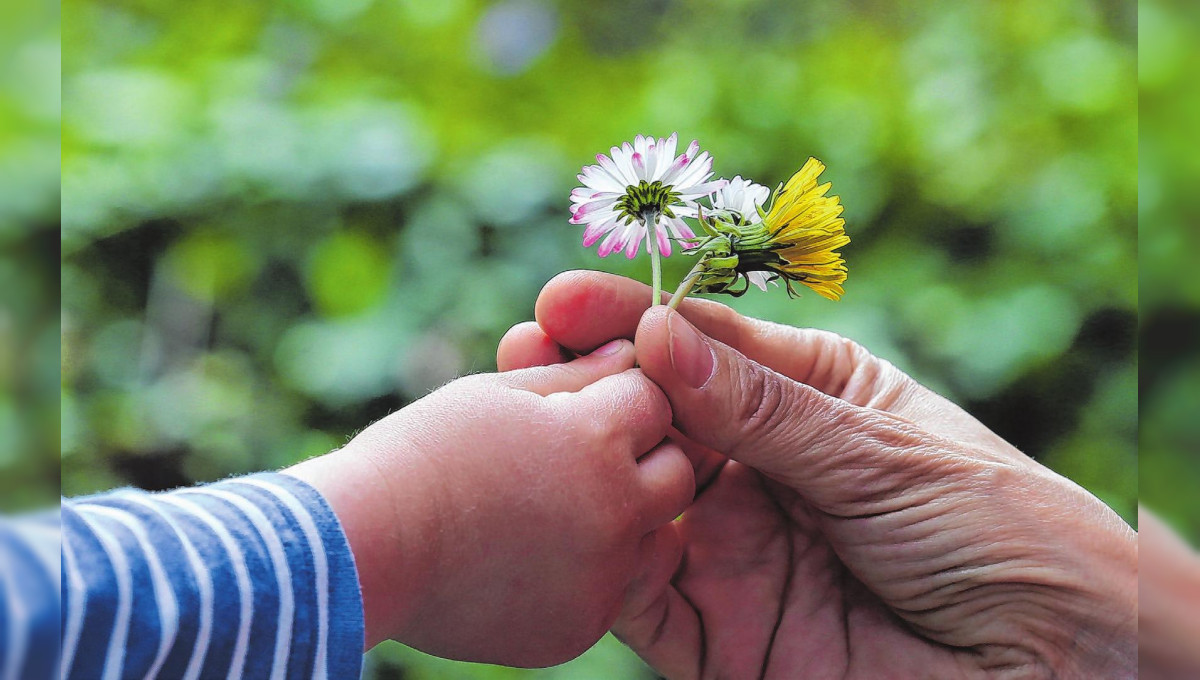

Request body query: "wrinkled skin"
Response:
[498, 271, 1137, 680]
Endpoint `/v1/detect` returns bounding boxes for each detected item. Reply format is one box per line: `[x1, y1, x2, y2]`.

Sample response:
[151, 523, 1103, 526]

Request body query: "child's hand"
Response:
[286, 339, 694, 667]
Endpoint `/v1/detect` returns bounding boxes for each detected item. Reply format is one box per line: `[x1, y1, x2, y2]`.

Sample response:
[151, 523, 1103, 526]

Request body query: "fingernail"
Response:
[668, 313, 714, 388]
[592, 339, 627, 357]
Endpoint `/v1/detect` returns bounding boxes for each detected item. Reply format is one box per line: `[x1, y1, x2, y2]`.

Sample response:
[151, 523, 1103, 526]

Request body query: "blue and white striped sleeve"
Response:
[0, 512, 60, 680]
[56, 472, 364, 680]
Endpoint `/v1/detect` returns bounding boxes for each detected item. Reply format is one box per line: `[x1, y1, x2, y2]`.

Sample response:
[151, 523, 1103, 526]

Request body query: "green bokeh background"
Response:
[1138, 0, 1200, 544]
[45, 0, 1169, 676]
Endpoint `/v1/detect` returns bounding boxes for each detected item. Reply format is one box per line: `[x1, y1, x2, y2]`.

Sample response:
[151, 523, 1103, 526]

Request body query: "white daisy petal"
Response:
[674, 204, 699, 219]
[676, 179, 727, 199]
[579, 167, 624, 193]
[708, 175, 771, 224]
[594, 153, 632, 187]
[661, 133, 678, 170]
[745, 271, 779, 291]
[648, 136, 667, 178]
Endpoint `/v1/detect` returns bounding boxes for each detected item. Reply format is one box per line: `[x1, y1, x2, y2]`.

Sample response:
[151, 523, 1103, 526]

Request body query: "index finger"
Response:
[535, 270, 746, 352]
[535, 270, 839, 394]
[535, 271, 1018, 455]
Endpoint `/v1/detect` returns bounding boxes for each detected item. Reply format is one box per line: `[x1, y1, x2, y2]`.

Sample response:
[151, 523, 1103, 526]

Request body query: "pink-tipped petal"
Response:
[570, 188, 604, 204]
[661, 153, 692, 184]
[624, 235, 642, 259]
[571, 189, 616, 206]
[582, 217, 618, 246]
[574, 195, 618, 216]
[672, 217, 695, 241]
[674, 152, 713, 189]
[631, 152, 646, 180]
[597, 230, 622, 258]
[657, 227, 672, 257]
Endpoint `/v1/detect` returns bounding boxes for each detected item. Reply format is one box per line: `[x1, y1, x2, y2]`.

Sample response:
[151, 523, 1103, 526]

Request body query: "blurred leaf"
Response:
[305, 230, 391, 317]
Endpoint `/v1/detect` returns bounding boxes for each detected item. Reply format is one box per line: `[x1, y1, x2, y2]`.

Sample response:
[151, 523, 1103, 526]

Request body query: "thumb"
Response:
[498, 338, 635, 396]
[635, 307, 961, 513]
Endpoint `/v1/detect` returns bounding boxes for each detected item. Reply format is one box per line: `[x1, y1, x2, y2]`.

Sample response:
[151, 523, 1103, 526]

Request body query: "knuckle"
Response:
[611, 370, 672, 437]
[568, 406, 609, 445]
[632, 370, 672, 425]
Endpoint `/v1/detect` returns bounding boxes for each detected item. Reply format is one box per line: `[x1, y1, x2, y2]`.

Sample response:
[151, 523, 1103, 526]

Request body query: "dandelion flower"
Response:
[570, 133, 726, 259]
[685, 158, 849, 302]
[758, 158, 849, 300]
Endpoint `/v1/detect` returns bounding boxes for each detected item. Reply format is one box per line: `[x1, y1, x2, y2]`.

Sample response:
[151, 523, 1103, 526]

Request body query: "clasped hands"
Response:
[289, 271, 1136, 680]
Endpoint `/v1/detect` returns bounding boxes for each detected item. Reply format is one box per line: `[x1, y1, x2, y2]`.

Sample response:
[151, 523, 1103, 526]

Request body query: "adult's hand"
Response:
[498, 271, 1136, 679]
[1138, 506, 1200, 679]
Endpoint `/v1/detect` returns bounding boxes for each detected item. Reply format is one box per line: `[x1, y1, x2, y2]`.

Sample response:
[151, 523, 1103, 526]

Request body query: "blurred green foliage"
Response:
[0, 0, 60, 512]
[1138, 1, 1200, 543]
[58, 0, 1143, 676]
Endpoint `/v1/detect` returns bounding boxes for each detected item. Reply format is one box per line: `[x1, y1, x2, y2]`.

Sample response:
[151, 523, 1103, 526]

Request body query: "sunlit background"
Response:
[47, 0, 1171, 676]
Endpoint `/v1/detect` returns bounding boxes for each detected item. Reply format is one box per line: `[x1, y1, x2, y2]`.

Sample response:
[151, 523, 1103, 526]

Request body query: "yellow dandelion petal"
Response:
[692, 157, 850, 301]
[757, 160, 849, 299]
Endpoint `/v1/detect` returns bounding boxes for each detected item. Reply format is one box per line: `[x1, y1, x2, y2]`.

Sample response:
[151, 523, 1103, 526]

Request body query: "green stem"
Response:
[668, 260, 706, 310]
[645, 213, 662, 307]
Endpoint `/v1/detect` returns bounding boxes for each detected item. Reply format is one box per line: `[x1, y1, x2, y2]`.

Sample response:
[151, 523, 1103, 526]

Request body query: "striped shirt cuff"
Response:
[60, 473, 364, 680]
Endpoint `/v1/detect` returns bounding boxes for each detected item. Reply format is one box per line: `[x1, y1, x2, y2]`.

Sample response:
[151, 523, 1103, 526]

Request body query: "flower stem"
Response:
[645, 213, 662, 307]
[668, 260, 706, 310]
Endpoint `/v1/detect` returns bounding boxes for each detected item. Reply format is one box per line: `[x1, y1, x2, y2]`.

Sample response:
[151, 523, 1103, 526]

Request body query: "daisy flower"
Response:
[708, 175, 776, 291]
[570, 133, 725, 259]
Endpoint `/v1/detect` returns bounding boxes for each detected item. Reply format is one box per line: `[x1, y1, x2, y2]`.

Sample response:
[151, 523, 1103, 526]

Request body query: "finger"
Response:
[572, 368, 673, 458]
[634, 441, 695, 532]
[668, 428, 727, 496]
[634, 307, 987, 513]
[499, 339, 634, 397]
[613, 525, 701, 680]
[497, 321, 572, 371]
[623, 524, 684, 623]
[535, 270, 740, 354]
[535, 273, 1012, 452]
